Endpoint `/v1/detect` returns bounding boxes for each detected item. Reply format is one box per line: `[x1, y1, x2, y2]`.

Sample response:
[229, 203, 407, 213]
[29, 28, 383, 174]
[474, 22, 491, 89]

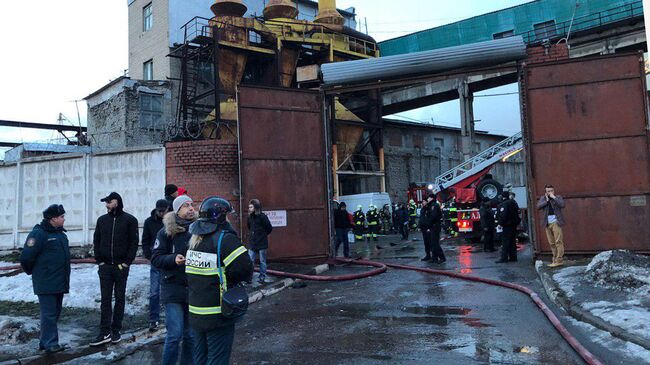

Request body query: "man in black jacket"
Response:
[20, 204, 70, 354]
[142, 199, 169, 332]
[152, 195, 196, 365]
[247, 199, 273, 284]
[479, 198, 496, 252]
[164, 184, 178, 209]
[495, 192, 520, 263]
[419, 193, 445, 263]
[90, 192, 139, 346]
[334, 202, 353, 258]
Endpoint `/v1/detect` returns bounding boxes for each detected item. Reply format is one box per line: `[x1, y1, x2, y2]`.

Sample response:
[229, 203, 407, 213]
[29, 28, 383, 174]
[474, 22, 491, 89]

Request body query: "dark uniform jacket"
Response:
[479, 205, 495, 231]
[419, 202, 442, 230]
[151, 213, 193, 304]
[93, 196, 139, 266]
[247, 212, 273, 251]
[366, 209, 380, 225]
[353, 211, 365, 226]
[142, 209, 164, 260]
[186, 223, 253, 332]
[334, 209, 353, 229]
[497, 199, 520, 228]
[20, 220, 71, 295]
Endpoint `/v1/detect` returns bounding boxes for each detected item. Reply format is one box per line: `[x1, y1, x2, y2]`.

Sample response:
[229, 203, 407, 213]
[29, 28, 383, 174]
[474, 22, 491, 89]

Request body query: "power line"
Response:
[474, 92, 519, 97]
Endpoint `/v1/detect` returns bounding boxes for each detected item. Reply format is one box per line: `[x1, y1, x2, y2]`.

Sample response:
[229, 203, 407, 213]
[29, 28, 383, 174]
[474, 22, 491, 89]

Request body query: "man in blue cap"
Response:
[20, 204, 70, 354]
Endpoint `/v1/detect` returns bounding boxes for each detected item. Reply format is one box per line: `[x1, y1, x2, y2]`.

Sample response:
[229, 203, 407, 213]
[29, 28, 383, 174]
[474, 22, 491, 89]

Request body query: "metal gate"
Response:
[237, 85, 330, 262]
[523, 53, 650, 255]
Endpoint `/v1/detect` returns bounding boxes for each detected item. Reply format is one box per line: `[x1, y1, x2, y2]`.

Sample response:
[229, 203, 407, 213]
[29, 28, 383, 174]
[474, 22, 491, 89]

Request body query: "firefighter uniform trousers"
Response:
[366, 210, 380, 241]
[408, 204, 418, 230]
[353, 211, 366, 241]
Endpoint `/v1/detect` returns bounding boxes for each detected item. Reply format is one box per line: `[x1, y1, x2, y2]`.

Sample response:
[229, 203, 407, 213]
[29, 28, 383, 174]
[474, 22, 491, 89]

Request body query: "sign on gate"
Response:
[266, 210, 287, 227]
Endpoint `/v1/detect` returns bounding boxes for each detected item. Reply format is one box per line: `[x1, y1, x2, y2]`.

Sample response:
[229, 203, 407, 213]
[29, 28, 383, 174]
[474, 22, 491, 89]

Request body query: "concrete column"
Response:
[458, 79, 475, 161]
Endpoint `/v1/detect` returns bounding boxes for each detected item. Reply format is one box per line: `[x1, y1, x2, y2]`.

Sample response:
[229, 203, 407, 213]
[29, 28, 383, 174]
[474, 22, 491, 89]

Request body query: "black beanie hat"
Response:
[43, 204, 66, 220]
[165, 184, 178, 196]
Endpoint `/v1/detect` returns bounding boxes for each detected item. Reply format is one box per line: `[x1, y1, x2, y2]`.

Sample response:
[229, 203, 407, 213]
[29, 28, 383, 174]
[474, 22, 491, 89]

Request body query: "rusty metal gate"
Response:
[238, 85, 330, 262]
[523, 53, 650, 255]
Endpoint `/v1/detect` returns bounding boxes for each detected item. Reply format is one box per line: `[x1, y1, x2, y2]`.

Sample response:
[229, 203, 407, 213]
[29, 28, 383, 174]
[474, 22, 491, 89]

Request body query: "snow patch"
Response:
[0, 264, 152, 315]
[584, 250, 650, 295]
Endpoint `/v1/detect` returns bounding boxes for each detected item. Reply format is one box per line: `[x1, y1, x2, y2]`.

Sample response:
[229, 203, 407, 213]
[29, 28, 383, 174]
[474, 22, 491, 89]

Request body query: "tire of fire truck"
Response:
[476, 178, 503, 201]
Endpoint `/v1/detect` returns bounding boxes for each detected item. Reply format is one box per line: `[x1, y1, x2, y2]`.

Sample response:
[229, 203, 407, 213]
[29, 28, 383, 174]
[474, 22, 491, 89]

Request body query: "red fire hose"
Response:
[263, 257, 603, 365]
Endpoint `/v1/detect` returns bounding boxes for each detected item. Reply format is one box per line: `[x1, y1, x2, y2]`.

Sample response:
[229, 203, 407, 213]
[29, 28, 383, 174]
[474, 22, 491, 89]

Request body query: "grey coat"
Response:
[536, 195, 566, 227]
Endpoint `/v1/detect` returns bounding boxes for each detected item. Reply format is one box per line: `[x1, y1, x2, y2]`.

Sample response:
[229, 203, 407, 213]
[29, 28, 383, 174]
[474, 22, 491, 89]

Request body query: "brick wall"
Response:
[165, 139, 241, 232]
[525, 44, 569, 65]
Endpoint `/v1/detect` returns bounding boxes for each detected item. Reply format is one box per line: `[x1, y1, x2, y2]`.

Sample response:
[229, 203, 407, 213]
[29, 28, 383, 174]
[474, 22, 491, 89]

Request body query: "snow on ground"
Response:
[0, 315, 91, 359]
[0, 261, 19, 269]
[566, 316, 650, 365]
[551, 265, 584, 297]
[0, 264, 151, 315]
[585, 250, 650, 295]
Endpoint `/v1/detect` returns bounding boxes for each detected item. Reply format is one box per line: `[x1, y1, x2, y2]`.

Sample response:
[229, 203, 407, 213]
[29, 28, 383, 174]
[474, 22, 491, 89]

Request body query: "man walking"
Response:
[90, 192, 139, 346]
[495, 192, 520, 263]
[366, 204, 380, 242]
[247, 199, 273, 284]
[479, 198, 496, 252]
[142, 199, 169, 332]
[152, 195, 196, 364]
[380, 204, 392, 235]
[537, 185, 566, 267]
[334, 202, 353, 258]
[352, 206, 366, 242]
[187, 197, 253, 364]
[20, 204, 70, 354]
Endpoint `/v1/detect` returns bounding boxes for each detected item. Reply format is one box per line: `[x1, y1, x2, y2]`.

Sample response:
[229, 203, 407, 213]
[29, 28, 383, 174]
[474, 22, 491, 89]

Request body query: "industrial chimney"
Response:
[210, 0, 247, 17]
[264, 0, 299, 20]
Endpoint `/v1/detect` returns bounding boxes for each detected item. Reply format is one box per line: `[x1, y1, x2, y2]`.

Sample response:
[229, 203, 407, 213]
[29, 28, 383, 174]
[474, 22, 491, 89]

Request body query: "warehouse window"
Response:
[533, 20, 556, 41]
[143, 3, 153, 32]
[434, 138, 445, 148]
[140, 93, 164, 130]
[143, 60, 153, 80]
[493, 30, 514, 39]
[389, 133, 402, 147]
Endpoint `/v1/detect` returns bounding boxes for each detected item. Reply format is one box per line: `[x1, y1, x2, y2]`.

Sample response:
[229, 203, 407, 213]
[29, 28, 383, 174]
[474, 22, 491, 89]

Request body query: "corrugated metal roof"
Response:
[321, 36, 526, 86]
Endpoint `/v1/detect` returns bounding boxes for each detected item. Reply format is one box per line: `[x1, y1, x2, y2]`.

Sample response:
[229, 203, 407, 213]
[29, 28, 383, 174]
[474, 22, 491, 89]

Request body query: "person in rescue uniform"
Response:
[408, 199, 418, 230]
[352, 205, 366, 241]
[20, 204, 70, 354]
[186, 196, 253, 364]
[479, 197, 497, 252]
[366, 204, 380, 242]
[495, 192, 520, 263]
[448, 200, 459, 237]
[379, 204, 392, 235]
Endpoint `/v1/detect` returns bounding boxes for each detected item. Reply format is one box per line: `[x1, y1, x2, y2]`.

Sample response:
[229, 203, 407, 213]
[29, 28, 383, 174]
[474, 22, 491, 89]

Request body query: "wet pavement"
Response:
[113, 233, 639, 364]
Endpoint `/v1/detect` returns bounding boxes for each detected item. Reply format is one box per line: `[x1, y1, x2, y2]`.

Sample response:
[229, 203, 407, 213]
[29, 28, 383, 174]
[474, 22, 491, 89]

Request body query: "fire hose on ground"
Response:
[262, 257, 603, 365]
[1, 257, 601, 364]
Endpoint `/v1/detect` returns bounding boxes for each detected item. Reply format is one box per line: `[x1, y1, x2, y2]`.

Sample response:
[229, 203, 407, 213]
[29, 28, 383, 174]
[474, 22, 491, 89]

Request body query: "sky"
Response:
[0, 0, 530, 157]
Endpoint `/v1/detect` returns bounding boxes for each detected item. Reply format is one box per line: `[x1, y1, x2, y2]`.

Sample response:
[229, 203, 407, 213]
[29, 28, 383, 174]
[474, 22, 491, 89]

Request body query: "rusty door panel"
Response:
[528, 79, 646, 142]
[523, 53, 650, 255]
[525, 55, 643, 89]
[237, 108, 324, 159]
[238, 85, 329, 262]
[531, 136, 650, 196]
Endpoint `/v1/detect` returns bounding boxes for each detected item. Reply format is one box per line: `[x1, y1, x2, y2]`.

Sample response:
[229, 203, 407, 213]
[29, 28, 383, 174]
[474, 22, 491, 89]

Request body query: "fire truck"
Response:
[408, 132, 523, 241]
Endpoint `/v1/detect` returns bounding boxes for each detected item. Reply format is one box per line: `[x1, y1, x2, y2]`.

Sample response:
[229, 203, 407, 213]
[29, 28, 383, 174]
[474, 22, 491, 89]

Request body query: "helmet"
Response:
[198, 196, 232, 223]
[357, 205, 363, 211]
[409, 199, 415, 204]
[190, 196, 232, 235]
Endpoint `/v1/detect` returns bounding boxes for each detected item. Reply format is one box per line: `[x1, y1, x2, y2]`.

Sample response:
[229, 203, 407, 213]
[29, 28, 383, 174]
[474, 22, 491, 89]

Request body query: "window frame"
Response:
[139, 92, 164, 130]
[143, 3, 153, 32]
[143, 59, 153, 81]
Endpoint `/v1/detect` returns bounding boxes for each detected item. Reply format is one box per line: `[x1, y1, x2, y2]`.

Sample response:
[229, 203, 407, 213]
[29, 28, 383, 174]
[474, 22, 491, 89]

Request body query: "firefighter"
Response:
[379, 204, 392, 235]
[186, 196, 253, 364]
[448, 200, 459, 237]
[408, 200, 418, 230]
[366, 204, 380, 242]
[352, 205, 366, 241]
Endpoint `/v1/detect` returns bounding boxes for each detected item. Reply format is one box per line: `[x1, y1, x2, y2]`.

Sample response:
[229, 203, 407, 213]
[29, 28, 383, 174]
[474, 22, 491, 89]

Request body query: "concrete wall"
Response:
[0, 147, 166, 250]
[87, 79, 173, 149]
[383, 124, 525, 203]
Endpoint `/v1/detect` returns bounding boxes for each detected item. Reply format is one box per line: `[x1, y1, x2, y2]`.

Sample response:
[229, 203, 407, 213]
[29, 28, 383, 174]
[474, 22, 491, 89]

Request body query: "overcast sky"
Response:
[0, 0, 530, 156]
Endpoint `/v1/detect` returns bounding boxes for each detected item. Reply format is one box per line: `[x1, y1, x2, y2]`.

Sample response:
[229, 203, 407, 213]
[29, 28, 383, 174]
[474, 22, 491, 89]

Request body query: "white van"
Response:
[338, 192, 392, 213]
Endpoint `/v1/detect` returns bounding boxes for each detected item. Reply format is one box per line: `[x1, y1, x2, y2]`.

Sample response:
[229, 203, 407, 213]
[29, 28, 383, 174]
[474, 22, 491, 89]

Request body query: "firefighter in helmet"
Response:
[366, 204, 380, 242]
[408, 199, 418, 230]
[352, 205, 366, 241]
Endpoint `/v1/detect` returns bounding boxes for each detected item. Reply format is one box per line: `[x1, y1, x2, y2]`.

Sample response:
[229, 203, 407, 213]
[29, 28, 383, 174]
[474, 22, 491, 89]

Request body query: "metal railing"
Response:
[518, 0, 643, 44]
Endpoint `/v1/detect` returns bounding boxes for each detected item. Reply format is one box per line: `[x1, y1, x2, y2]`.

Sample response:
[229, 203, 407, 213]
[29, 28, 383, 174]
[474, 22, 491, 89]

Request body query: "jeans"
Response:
[149, 266, 161, 323]
[38, 293, 63, 350]
[98, 264, 129, 334]
[162, 303, 194, 365]
[192, 323, 235, 365]
[335, 228, 350, 258]
[249, 249, 267, 280]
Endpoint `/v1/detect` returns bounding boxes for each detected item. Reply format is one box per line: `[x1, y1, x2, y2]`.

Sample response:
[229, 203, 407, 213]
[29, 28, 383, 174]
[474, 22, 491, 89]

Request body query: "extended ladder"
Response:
[432, 132, 523, 193]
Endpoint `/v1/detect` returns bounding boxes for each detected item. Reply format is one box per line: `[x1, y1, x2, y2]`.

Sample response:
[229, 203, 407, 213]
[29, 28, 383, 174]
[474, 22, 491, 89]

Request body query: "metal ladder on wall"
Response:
[432, 131, 523, 193]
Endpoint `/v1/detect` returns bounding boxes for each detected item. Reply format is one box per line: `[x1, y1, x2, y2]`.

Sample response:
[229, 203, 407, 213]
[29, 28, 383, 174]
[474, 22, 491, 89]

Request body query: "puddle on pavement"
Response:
[401, 305, 471, 316]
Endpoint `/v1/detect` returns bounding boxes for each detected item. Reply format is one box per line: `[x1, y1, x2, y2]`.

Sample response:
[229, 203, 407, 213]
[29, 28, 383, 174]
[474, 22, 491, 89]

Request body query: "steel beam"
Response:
[0, 120, 86, 132]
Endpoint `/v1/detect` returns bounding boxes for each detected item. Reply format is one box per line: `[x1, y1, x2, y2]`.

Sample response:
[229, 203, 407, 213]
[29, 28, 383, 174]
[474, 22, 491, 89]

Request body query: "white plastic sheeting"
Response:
[0, 147, 166, 249]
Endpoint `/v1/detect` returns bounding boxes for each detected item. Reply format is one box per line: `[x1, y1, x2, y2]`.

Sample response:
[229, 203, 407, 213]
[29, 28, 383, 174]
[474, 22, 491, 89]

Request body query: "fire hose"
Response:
[262, 257, 603, 365]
